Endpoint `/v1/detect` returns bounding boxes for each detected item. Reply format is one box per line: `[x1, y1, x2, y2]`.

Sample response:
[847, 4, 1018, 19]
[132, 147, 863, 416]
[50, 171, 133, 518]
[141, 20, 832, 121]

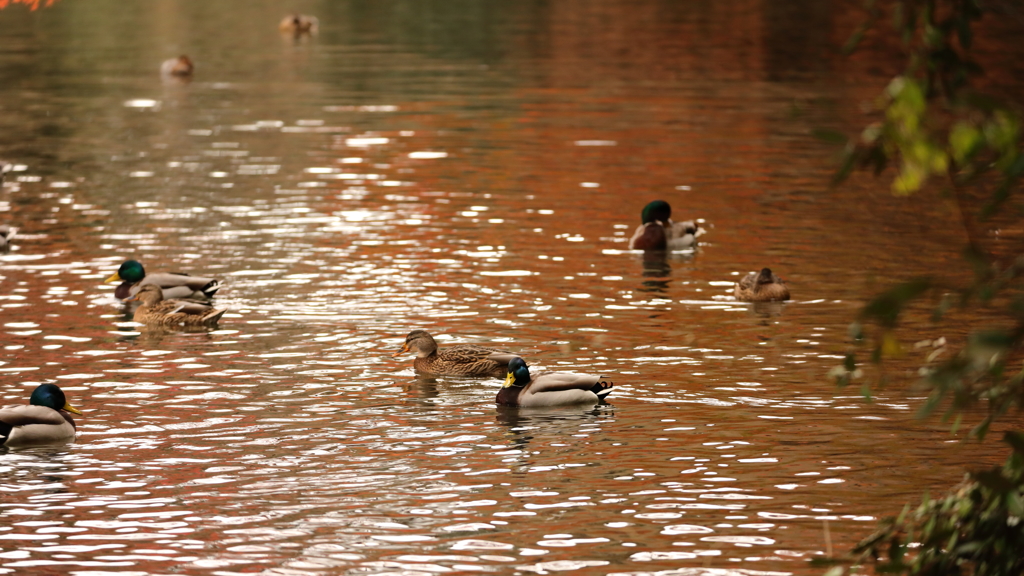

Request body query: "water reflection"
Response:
[0, 0, 1015, 574]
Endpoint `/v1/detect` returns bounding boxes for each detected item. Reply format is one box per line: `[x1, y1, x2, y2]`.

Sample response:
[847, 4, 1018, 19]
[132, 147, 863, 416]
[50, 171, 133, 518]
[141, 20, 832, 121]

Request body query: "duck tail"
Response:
[590, 379, 614, 398]
[204, 308, 227, 326]
[201, 280, 221, 297]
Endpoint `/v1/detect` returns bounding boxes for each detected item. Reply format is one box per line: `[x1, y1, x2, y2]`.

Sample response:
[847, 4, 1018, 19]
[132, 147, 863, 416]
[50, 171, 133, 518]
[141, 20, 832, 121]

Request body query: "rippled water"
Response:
[0, 1, 1017, 575]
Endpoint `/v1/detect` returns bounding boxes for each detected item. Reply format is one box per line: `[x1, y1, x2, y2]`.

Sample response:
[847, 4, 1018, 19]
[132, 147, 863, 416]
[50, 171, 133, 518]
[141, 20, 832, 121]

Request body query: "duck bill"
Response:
[122, 294, 139, 303]
[502, 372, 515, 388]
[63, 402, 83, 415]
[105, 272, 123, 284]
[391, 343, 410, 358]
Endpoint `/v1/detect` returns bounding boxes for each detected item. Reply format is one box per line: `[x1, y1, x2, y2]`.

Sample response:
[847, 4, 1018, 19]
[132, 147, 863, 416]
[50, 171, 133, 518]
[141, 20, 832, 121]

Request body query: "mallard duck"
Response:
[496, 357, 614, 407]
[124, 284, 226, 327]
[734, 267, 790, 302]
[106, 259, 221, 301]
[279, 14, 318, 34]
[0, 383, 82, 447]
[393, 330, 521, 378]
[628, 200, 701, 250]
[160, 55, 193, 77]
[0, 225, 15, 250]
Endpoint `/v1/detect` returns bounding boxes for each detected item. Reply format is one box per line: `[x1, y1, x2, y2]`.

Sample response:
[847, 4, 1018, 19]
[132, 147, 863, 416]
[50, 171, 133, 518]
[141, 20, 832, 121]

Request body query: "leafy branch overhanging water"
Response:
[818, 0, 1024, 574]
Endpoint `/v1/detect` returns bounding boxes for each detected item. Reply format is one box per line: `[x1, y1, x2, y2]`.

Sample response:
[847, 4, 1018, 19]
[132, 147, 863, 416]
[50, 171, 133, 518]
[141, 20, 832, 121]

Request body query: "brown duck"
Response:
[160, 55, 194, 77]
[393, 330, 520, 378]
[734, 268, 791, 302]
[279, 14, 318, 34]
[125, 284, 226, 327]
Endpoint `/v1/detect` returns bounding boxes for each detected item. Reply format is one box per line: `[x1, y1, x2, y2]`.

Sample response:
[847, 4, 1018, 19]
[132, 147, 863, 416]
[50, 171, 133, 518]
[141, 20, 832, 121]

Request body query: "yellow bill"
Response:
[63, 401, 83, 415]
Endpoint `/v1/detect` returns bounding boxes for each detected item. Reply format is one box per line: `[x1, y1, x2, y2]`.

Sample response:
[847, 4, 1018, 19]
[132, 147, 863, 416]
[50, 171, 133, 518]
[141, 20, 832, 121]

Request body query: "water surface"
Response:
[0, 1, 1015, 575]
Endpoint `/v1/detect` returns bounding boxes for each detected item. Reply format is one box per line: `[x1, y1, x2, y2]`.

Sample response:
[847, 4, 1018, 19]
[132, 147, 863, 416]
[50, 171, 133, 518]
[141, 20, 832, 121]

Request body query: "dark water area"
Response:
[1, 1, 1021, 574]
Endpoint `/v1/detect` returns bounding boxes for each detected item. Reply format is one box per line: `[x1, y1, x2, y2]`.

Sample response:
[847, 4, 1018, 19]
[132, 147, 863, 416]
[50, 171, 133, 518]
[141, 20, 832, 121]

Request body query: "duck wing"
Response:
[527, 371, 612, 394]
[485, 351, 522, 365]
[441, 345, 513, 363]
[737, 271, 757, 290]
[135, 273, 221, 298]
[165, 300, 220, 316]
[0, 405, 66, 427]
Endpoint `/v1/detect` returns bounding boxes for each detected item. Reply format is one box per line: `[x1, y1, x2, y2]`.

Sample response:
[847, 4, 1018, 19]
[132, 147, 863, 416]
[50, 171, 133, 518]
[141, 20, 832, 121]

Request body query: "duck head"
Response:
[503, 357, 531, 388]
[106, 260, 146, 284]
[123, 283, 164, 306]
[392, 330, 438, 358]
[640, 200, 672, 224]
[30, 383, 82, 415]
[756, 268, 776, 285]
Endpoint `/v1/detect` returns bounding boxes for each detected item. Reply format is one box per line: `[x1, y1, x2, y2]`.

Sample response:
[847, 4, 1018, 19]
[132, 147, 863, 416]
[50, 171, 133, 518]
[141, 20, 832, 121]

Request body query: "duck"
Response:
[279, 14, 318, 34]
[160, 55, 194, 77]
[496, 357, 614, 407]
[124, 284, 226, 327]
[0, 383, 83, 447]
[0, 225, 15, 251]
[628, 200, 701, 250]
[734, 267, 791, 302]
[106, 259, 221, 301]
[393, 330, 521, 378]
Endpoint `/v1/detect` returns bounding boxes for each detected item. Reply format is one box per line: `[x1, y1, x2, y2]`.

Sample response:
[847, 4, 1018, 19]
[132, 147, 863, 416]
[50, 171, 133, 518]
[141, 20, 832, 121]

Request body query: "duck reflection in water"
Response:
[639, 250, 672, 294]
[495, 404, 614, 458]
[401, 374, 441, 401]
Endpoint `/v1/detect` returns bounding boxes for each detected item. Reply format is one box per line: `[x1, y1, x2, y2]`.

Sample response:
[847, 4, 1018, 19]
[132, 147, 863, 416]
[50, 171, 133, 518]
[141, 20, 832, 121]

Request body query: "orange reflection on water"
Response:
[0, 0, 57, 10]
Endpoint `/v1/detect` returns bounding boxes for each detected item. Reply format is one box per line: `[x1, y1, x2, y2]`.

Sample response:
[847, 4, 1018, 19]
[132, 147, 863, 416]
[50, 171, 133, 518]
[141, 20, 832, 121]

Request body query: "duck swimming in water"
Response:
[496, 357, 614, 407]
[279, 14, 318, 34]
[393, 330, 521, 378]
[734, 268, 790, 302]
[0, 383, 83, 447]
[125, 284, 226, 327]
[106, 259, 221, 301]
[628, 200, 701, 251]
[160, 55, 194, 78]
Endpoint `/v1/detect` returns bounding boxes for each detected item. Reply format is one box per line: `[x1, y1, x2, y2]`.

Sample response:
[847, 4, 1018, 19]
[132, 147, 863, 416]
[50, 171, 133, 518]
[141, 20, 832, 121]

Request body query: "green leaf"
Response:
[1007, 490, 1024, 517]
[1005, 431, 1024, 456]
[813, 128, 849, 145]
[861, 278, 932, 327]
[950, 121, 983, 164]
[973, 467, 1015, 493]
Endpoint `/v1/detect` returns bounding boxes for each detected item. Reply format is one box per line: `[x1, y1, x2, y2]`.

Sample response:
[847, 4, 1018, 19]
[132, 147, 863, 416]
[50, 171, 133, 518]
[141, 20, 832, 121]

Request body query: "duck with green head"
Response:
[628, 200, 702, 251]
[106, 259, 221, 301]
[393, 330, 521, 378]
[497, 357, 614, 407]
[734, 267, 790, 302]
[0, 383, 83, 447]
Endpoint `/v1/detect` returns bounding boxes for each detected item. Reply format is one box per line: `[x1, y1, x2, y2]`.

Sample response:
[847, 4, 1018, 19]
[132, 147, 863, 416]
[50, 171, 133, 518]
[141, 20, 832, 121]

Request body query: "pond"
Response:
[0, 1, 1014, 575]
